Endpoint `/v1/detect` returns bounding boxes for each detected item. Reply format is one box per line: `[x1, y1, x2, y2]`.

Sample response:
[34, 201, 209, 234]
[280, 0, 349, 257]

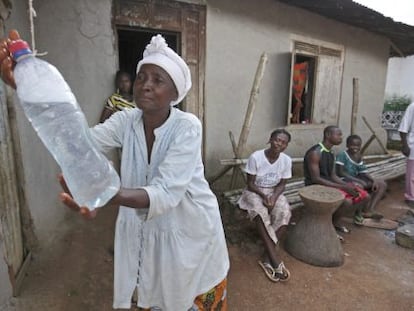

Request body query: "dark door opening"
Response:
[117, 28, 181, 104]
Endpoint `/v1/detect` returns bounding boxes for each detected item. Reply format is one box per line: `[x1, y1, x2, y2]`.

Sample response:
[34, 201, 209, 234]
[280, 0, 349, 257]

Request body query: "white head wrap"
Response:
[136, 34, 192, 106]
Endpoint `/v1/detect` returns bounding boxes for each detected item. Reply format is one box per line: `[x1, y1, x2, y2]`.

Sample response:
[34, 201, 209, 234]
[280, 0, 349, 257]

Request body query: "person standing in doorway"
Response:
[99, 70, 135, 123]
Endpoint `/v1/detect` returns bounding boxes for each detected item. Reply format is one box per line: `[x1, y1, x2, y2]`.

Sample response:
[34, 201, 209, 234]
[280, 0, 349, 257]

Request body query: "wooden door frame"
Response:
[113, 0, 206, 151]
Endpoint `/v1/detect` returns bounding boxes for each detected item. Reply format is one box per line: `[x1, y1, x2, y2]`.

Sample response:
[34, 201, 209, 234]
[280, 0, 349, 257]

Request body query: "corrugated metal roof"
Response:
[277, 0, 414, 57]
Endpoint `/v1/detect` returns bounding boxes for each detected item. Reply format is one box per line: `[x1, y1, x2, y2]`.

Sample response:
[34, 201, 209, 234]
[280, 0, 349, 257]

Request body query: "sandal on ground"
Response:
[258, 261, 280, 282]
[354, 214, 365, 226]
[362, 212, 383, 220]
[334, 225, 350, 233]
[274, 261, 290, 282]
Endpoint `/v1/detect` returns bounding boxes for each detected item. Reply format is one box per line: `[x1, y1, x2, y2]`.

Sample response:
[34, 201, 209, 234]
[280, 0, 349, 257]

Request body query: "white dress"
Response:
[90, 107, 229, 310]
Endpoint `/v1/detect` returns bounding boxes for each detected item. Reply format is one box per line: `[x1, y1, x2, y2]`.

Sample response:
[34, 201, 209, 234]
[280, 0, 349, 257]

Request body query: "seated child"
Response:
[238, 129, 292, 282]
[336, 134, 387, 223]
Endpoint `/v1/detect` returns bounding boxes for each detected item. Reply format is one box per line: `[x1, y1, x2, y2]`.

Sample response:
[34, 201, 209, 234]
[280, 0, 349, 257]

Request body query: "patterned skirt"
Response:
[139, 278, 227, 311]
[238, 188, 291, 244]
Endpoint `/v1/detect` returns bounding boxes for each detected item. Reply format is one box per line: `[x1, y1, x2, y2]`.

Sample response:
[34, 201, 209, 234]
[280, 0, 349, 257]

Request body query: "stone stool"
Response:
[285, 185, 345, 267]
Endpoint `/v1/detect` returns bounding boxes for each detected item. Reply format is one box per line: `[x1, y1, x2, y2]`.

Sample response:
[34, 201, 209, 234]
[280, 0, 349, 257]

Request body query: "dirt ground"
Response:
[3, 177, 414, 311]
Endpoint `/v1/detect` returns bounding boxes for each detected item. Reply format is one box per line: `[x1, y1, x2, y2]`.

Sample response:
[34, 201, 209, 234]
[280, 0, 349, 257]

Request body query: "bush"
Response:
[383, 94, 412, 112]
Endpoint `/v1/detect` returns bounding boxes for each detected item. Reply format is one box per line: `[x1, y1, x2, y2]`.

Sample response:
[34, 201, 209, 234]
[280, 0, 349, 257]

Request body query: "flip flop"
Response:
[354, 214, 365, 226]
[258, 261, 280, 282]
[274, 261, 291, 282]
[359, 218, 399, 230]
[362, 212, 384, 220]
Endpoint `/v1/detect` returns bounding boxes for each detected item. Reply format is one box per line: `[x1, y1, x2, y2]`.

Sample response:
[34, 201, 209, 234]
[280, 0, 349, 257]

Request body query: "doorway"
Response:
[117, 28, 182, 108]
[117, 28, 179, 80]
[113, 0, 206, 120]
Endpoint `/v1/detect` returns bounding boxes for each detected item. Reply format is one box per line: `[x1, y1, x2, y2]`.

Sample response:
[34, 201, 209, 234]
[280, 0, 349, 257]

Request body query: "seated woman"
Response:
[238, 129, 292, 282]
[99, 70, 136, 123]
[336, 134, 387, 224]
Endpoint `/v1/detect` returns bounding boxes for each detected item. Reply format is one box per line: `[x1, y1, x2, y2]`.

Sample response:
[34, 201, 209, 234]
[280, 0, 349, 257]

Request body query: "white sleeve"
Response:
[281, 155, 292, 179]
[89, 110, 130, 154]
[144, 119, 202, 219]
[399, 103, 414, 133]
[244, 153, 258, 176]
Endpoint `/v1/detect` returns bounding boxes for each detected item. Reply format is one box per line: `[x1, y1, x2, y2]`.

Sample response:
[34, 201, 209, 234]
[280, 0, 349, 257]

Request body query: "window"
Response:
[288, 39, 344, 125]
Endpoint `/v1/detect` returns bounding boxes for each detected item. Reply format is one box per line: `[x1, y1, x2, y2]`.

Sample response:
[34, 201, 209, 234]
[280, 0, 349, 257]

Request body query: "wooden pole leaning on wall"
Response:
[351, 78, 359, 135]
[230, 52, 268, 189]
[235, 52, 268, 158]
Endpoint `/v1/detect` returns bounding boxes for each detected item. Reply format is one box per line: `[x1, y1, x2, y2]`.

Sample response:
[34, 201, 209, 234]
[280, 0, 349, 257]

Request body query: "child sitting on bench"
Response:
[336, 134, 387, 223]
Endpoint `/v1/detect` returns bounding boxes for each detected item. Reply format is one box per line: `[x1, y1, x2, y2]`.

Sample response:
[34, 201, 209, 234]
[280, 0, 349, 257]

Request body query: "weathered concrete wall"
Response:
[386, 55, 414, 100]
[0, 238, 12, 309]
[1, 0, 390, 251]
[205, 0, 389, 175]
[5, 0, 117, 246]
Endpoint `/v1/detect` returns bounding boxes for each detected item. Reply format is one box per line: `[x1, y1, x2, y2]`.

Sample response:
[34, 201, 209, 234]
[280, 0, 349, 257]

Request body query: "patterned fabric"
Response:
[337, 184, 368, 204]
[238, 188, 291, 245]
[291, 61, 308, 124]
[336, 150, 367, 177]
[191, 278, 227, 311]
[105, 92, 136, 112]
[139, 279, 227, 311]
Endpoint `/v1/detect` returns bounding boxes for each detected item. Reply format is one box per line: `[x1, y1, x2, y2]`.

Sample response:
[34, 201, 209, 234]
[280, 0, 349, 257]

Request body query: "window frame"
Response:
[287, 35, 344, 126]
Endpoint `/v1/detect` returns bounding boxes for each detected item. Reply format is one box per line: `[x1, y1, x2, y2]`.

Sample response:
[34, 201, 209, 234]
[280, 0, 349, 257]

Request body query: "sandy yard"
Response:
[2, 176, 414, 311]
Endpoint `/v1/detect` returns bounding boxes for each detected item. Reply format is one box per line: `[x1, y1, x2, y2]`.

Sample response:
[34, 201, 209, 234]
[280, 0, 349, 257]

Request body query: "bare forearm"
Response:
[272, 183, 285, 200]
[311, 176, 346, 189]
[110, 188, 150, 209]
[400, 132, 410, 156]
[247, 183, 266, 199]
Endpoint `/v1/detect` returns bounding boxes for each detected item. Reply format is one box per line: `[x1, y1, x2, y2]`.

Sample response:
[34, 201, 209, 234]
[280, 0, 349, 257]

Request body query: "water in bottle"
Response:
[9, 40, 120, 210]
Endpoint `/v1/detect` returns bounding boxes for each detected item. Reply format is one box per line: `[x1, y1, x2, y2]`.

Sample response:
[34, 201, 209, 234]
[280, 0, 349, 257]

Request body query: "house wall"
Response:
[0, 0, 392, 303]
[0, 239, 12, 308]
[5, 0, 117, 246]
[205, 0, 389, 175]
[2, 0, 390, 249]
[385, 55, 414, 99]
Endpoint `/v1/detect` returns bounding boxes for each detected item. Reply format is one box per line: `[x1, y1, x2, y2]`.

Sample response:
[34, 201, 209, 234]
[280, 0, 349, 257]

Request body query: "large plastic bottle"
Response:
[9, 39, 120, 210]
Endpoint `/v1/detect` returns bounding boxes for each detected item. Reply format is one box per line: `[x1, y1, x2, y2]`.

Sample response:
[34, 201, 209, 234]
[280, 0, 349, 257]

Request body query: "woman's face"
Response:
[133, 64, 178, 114]
[269, 133, 289, 154]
